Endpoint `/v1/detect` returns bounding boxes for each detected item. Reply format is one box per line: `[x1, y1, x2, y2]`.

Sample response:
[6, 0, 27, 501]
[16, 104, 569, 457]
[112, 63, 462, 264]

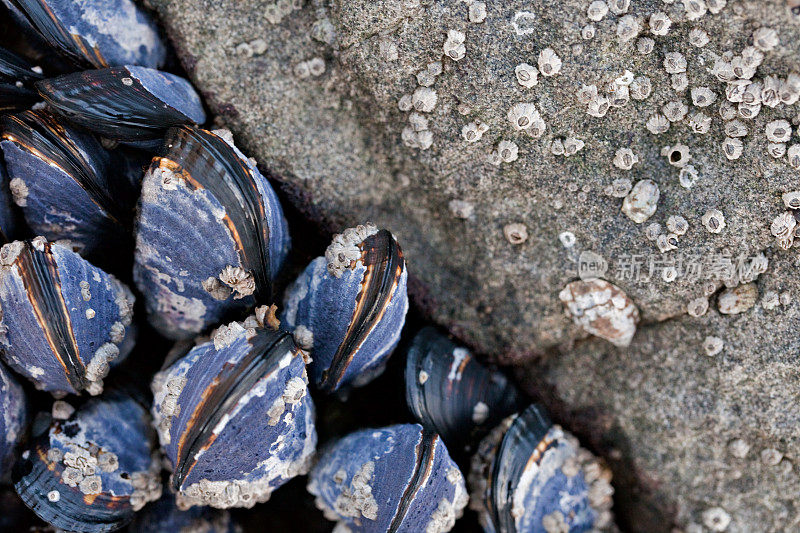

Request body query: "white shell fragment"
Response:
[718, 283, 758, 314]
[559, 278, 639, 347]
[622, 180, 659, 224]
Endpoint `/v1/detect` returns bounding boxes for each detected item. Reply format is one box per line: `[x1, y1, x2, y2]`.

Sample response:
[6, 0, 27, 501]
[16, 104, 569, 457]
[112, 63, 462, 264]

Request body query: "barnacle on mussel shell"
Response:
[0, 45, 43, 113]
[36, 66, 205, 144]
[1, 109, 133, 255]
[151, 308, 316, 509]
[468, 404, 615, 533]
[0, 363, 27, 478]
[134, 126, 290, 339]
[12, 392, 162, 533]
[0, 238, 136, 396]
[129, 491, 241, 533]
[308, 423, 468, 532]
[2, 0, 165, 69]
[405, 327, 522, 447]
[0, 159, 20, 244]
[282, 223, 408, 392]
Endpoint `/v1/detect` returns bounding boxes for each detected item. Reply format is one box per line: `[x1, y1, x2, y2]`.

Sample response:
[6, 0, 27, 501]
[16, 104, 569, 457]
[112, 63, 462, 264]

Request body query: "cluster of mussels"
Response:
[0, 1, 615, 532]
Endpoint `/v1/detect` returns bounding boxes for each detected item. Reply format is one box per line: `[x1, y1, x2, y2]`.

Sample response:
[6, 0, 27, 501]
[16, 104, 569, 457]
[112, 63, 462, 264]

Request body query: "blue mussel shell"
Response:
[0, 362, 26, 478]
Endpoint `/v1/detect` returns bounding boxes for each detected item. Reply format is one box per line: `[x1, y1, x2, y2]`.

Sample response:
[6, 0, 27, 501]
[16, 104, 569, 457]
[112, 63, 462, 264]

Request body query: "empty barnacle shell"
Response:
[308, 423, 468, 533]
[0, 46, 44, 113]
[13, 391, 161, 532]
[2, 0, 166, 69]
[0, 363, 26, 478]
[0, 238, 135, 395]
[129, 490, 240, 533]
[559, 278, 639, 347]
[468, 404, 614, 533]
[282, 223, 408, 393]
[1, 109, 134, 255]
[404, 327, 522, 447]
[134, 126, 290, 339]
[151, 315, 316, 509]
[36, 66, 205, 144]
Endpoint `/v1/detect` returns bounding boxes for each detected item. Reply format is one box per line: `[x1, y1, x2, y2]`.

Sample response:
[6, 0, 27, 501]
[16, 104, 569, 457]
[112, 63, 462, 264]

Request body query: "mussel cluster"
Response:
[0, 1, 616, 532]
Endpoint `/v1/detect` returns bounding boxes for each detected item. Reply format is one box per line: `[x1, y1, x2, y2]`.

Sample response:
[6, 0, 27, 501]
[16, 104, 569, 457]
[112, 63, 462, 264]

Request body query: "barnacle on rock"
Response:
[559, 278, 639, 347]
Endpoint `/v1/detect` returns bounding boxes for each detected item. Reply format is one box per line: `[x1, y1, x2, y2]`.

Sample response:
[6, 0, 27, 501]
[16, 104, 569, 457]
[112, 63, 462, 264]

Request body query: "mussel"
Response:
[134, 126, 290, 339]
[129, 491, 240, 533]
[308, 423, 468, 532]
[0, 238, 136, 395]
[405, 327, 522, 447]
[2, 0, 166, 69]
[36, 66, 205, 144]
[151, 308, 316, 509]
[468, 405, 614, 533]
[0, 362, 27, 478]
[282, 223, 408, 392]
[13, 391, 162, 533]
[0, 159, 20, 243]
[0, 45, 43, 113]
[1, 109, 133, 255]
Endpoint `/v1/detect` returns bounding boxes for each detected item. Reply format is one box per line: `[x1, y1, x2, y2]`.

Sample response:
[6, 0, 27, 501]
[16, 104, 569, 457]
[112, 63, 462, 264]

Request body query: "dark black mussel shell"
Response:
[404, 327, 522, 448]
[36, 66, 205, 144]
[0, 45, 43, 112]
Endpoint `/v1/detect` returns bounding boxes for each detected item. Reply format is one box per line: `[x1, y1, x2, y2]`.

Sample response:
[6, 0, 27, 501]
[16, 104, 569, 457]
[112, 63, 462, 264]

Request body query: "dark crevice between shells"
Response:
[388, 428, 437, 533]
[320, 230, 404, 393]
[16, 240, 87, 392]
[172, 329, 297, 491]
[159, 126, 274, 302]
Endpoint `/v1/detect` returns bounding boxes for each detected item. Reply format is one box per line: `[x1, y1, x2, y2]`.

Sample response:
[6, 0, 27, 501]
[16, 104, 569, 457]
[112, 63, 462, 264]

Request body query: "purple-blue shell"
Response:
[0, 110, 130, 255]
[151, 317, 316, 508]
[469, 405, 615, 533]
[1, 0, 166, 69]
[282, 224, 408, 392]
[0, 362, 26, 478]
[0, 159, 19, 243]
[36, 66, 205, 144]
[13, 392, 161, 533]
[0, 239, 136, 395]
[0, 45, 43, 113]
[308, 423, 468, 532]
[134, 127, 290, 340]
[129, 491, 240, 533]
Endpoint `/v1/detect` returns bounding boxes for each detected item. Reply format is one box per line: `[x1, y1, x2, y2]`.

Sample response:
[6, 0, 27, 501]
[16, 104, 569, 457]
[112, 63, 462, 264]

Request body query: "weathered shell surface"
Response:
[151, 315, 316, 509]
[0, 363, 26, 477]
[129, 491, 240, 533]
[134, 126, 290, 339]
[468, 405, 614, 533]
[37, 66, 205, 143]
[308, 423, 468, 533]
[282, 224, 408, 392]
[405, 327, 521, 447]
[0, 110, 131, 255]
[0, 239, 135, 395]
[1, 0, 165, 68]
[13, 392, 162, 533]
[559, 278, 639, 347]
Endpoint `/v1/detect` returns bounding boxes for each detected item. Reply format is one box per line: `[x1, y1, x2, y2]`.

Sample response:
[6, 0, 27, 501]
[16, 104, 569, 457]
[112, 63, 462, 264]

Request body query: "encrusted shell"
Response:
[151, 316, 316, 509]
[559, 278, 639, 347]
[282, 223, 409, 392]
[0, 363, 26, 477]
[134, 126, 290, 339]
[308, 423, 468, 533]
[0, 239, 135, 395]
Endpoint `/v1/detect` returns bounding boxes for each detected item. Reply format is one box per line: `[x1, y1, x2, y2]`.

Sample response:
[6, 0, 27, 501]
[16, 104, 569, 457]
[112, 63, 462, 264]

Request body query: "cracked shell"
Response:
[308, 423, 468, 533]
[12, 391, 162, 533]
[468, 404, 614, 533]
[0, 239, 135, 395]
[129, 491, 240, 533]
[151, 316, 316, 509]
[134, 126, 290, 339]
[282, 223, 409, 393]
[0, 362, 26, 477]
[404, 327, 522, 448]
[1, 0, 165, 69]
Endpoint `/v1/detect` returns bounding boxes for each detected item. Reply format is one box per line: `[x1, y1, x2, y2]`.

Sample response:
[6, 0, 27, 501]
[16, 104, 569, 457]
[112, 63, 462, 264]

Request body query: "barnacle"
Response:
[649, 12, 672, 35]
[688, 112, 712, 134]
[613, 148, 638, 170]
[683, 0, 708, 20]
[587, 1, 609, 21]
[646, 114, 670, 134]
[701, 209, 726, 233]
[514, 63, 539, 88]
[765, 120, 792, 143]
[630, 76, 652, 100]
[722, 137, 744, 160]
[537, 48, 562, 77]
[443, 30, 466, 61]
[689, 28, 710, 47]
[662, 101, 688, 122]
[637, 37, 655, 55]
[663, 52, 687, 74]
[616, 15, 640, 43]
[691, 87, 716, 107]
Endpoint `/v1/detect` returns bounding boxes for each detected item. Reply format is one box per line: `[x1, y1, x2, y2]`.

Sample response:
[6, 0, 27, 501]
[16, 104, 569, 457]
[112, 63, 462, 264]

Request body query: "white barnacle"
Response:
[741, 45, 764, 69]
[667, 215, 689, 235]
[706, 0, 726, 13]
[443, 29, 466, 61]
[690, 87, 716, 107]
[607, 81, 630, 107]
[646, 114, 670, 134]
[682, 0, 708, 21]
[412, 87, 438, 112]
[765, 120, 792, 143]
[724, 120, 748, 138]
[701, 209, 725, 233]
[408, 112, 429, 132]
[644, 222, 661, 241]
[687, 297, 709, 317]
[398, 94, 413, 112]
[679, 165, 699, 188]
[558, 231, 576, 247]
[587, 0, 609, 21]
[663, 143, 691, 167]
[771, 211, 796, 249]
[514, 63, 539, 88]
[616, 15, 640, 43]
[688, 28, 710, 47]
[587, 96, 610, 118]
[711, 58, 735, 82]
[608, 0, 630, 15]
[662, 101, 688, 122]
[761, 76, 782, 108]
[738, 101, 761, 119]
[742, 81, 763, 105]
[718, 101, 738, 121]
[753, 27, 779, 52]
[615, 70, 634, 86]
[663, 52, 687, 74]
[671, 73, 688, 93]
[767, 143, 787, 159]
[622, 179, 660, 223]
[609, 177, 633, 197]
[462, 121, 488, 143]
[630, 76, 652, 100]
[787, 145, 800, 170]
[656, 233, 678, 253]
[703, 336, 724, 357]
[468, 2, 487, 23]
[779, 73, 800, 106]
[537, 48, 562, 77]
[503, 223, 528, 244]
[497, 140, 519, 163]
[576, 84, 598, 105]
[511, 11, 537, 35]
[507, 102, 540, 131]
[613, 148, 638, 170]
[636, 37, 655, 55]
[563, 137, 585, 156]
[688, 112, 711, 134]
[722, 137, 743, 160]
[551, 139, 565, 155]
[581, 24, 596, 40]
[649, 12, 672, 35]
